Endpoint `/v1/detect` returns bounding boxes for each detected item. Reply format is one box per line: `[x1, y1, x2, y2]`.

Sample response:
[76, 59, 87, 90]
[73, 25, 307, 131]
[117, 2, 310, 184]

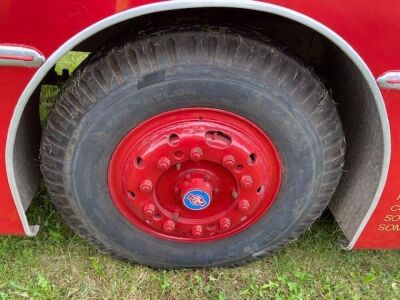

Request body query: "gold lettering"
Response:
[391, 205, 400, 212]
[388, 224, 400, 231]
[378, 224, 400, 231]
[384, 215, 400, 222]
[378, 224, 386, 231]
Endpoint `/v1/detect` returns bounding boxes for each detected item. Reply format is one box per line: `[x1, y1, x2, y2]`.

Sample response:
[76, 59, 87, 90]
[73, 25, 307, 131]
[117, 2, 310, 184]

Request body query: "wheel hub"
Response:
[180, 176, 213, 211]
[108, 108, 282, 242]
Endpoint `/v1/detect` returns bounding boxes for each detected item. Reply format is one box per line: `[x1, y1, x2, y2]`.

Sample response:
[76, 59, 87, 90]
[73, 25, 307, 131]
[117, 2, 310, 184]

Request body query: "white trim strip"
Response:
[377, 71, 400, 90]
[5, 0, 390, 242]
[0, 45, 45, 68]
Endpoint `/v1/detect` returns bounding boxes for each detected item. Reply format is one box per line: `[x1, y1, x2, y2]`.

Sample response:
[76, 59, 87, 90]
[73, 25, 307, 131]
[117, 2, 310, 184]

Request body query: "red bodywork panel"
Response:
[0, 0, 399, 248]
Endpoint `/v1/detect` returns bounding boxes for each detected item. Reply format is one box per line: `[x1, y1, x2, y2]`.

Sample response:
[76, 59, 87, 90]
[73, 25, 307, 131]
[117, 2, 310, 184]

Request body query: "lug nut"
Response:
[157, 157, 171, 171]
[222, 155, 235, 168]
[143, 203, 155, 218]
[140, 179, 153, 193]
[192, 225, 203, 237]
[190, 147, 203, 161]
[219, 218, 231, 230]
[240, 175, 253, 189]
[163, 220, 175, 233]
[238, 199, 250, 213]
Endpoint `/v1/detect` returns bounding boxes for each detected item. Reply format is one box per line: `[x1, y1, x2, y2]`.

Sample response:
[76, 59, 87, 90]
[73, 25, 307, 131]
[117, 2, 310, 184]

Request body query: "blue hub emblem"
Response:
[183, 189, 211, 211]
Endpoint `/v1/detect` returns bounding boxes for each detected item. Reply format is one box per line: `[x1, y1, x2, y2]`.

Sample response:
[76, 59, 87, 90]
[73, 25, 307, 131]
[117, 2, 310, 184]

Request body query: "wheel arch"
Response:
[9, 0, 390, 248]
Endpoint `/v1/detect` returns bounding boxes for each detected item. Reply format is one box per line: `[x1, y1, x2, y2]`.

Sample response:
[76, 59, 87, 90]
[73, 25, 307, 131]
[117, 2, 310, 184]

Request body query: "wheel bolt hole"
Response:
[168, 134, 180, 146]
[248, 153, 257, 165]
[135, 156, 144, 169]
[174, 150, 185, 160]
[205, 130, 232, 148]
[153, 213, 162, 221]
[235, 164, 244, 172]
[127, 190, 136, 200]
[257, 185, 265, 195]
[207, 224, 217, 232]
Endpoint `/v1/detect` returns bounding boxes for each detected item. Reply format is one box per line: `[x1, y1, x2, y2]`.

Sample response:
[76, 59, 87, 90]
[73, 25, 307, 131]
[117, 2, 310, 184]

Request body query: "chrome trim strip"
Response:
[5, 0, 390, 241]
[0, 45, 45, 68]
[377, 71, 400, 90]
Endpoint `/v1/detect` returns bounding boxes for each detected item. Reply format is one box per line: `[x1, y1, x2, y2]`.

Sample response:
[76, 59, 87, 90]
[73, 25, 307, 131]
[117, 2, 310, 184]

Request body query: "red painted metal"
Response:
[108, 108, 282, 241]
[0, 67, 35, 234]
[0, 0, 399, 248]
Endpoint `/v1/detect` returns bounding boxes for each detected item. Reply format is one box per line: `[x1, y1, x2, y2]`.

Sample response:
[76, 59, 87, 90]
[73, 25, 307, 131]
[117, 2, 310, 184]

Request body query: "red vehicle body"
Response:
[0, 0, 399, 255]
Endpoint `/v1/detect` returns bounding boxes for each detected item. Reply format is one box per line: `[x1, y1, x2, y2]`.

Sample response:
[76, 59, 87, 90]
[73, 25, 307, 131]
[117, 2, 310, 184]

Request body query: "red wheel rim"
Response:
[108, 108, 282, 242]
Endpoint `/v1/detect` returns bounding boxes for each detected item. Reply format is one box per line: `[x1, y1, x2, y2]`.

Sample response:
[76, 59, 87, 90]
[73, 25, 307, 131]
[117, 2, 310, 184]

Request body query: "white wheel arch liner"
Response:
[6, 0, 390, 249]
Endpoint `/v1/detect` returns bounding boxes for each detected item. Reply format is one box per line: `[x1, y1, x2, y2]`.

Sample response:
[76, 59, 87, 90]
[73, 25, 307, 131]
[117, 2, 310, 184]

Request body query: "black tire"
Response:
[40, 27, 345, 268]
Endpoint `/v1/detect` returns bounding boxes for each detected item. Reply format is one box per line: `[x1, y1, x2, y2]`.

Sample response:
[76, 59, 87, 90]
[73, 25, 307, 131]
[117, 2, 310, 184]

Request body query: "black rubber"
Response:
[40, 27, 345, 268]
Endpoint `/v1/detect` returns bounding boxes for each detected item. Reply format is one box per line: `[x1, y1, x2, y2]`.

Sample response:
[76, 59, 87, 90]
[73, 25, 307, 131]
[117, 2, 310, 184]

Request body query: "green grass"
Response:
[39, 52, 89, 126]
[1, 52, 399, 299]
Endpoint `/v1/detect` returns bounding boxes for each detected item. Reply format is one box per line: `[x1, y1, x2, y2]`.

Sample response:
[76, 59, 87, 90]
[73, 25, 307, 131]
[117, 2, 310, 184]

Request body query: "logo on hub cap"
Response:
[183, 189, 211, 210]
